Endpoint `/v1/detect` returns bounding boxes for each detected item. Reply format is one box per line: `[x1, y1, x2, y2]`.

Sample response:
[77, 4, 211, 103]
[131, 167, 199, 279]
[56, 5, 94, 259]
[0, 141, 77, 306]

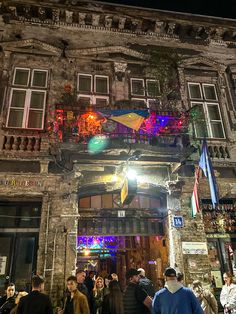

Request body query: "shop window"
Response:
[188, 82, 225, 138]
[139, 195, 150, 208]
[79, 197, 90, 208]
[7, 68, 48, 129]
[0, 202, 41, 228]
[130, 78, 160, 109]
[79, 193, 163, 211]
[202, 199, 236, 234]
[128, 195, 140, 208]
[77, 73, 109, 108]
[101, 194, 113, 208]
[91, 195, 102, 208]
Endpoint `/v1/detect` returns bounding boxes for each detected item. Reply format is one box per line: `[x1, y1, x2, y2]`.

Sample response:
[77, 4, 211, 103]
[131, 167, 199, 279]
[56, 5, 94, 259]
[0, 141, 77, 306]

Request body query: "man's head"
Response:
[67, 276, 78, 293]
[31, 275, 45, 291]
[126, 268, 141, 283]
[76, 270, 86, 284]
[164, 267, 177, 281]
[177, 272, 184, 283]
[137, 268, 145, 278]
[6, 283, 15, 298]
[88, 271, 95, 278]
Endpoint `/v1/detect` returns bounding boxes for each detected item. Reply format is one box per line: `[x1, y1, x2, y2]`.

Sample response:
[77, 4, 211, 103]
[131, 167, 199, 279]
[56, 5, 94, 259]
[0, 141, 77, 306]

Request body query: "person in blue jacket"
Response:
[152, 267, 203, 314]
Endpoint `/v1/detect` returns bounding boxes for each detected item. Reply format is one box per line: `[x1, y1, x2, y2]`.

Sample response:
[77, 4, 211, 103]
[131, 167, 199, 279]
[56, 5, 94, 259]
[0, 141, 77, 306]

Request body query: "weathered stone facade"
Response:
[0, 0, 236, 308]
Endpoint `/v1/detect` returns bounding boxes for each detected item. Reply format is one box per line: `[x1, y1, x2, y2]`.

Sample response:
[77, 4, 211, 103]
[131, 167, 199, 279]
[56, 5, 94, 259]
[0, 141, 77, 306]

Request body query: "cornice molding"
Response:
[0, 38, 61, 55]
[1, 2, 236, 46]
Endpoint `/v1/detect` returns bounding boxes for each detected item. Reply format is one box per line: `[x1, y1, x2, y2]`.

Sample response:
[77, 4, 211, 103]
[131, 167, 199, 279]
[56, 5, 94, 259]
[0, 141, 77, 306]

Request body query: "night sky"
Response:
[97, 0, 236, 19]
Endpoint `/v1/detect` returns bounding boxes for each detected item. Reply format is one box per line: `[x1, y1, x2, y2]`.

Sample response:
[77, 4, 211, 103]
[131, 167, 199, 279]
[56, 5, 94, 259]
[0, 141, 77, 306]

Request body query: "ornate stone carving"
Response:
[154, 20, 164, 34]
[166, 22, 176, 35]
[66, 10, 73, 23]
[38, 7, 46, 20]
[92, 14, 100, 26]
[114, 62, 127, 81]
[105, 15, 113, 28]
[78, 13, 86, 25]
[52, 9, 60, 22]
[118, 17, 126, 30]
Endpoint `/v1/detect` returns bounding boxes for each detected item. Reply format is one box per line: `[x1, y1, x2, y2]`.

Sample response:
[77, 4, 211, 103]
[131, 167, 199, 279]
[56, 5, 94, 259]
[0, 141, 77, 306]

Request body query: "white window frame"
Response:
[94, 75, 109, 94]
[131, 78, 145, 96]
[146, 98, 161, 109]
[94, 95, 109, 107]
[205, 102, 225, 138]
[77, 73, 109, 107]
[78, 74, 93, 93]
[130, 78, 160, 108]
[7, 67, 48, 130]
[131, 98, 147, 107]
[146, 79, 160, 97]
[189, 81, 225, 139]
[202, 83, 218, 101]
[13, 67, 30, 87]
[188, 82, 203, 100]
[31, 69, 48, 88]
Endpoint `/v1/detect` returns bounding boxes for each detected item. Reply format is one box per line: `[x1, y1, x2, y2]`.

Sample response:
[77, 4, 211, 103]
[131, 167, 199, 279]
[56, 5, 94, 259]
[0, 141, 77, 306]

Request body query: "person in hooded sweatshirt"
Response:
[152, 267, 204, 314]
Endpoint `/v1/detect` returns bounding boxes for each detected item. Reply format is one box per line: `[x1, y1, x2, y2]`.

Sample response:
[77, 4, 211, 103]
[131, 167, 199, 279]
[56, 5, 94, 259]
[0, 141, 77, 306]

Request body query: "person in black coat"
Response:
[16, 275, 53, 314]
[0, 283, 16, 314]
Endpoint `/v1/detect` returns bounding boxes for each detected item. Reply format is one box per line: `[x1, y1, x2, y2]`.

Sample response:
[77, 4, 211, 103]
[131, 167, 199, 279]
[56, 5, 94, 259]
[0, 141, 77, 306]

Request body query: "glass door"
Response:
[0, 233, 38, 292]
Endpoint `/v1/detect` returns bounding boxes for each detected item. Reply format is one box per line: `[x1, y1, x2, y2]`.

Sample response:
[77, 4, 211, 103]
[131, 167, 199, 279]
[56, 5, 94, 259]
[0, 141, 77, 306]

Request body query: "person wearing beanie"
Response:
[152, 267, 203, 314]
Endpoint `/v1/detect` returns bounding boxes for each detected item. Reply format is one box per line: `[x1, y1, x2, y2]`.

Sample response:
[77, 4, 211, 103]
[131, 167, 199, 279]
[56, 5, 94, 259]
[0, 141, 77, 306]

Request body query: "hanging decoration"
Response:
[49, 107, 191, 143]
[49, 83, 194, 144]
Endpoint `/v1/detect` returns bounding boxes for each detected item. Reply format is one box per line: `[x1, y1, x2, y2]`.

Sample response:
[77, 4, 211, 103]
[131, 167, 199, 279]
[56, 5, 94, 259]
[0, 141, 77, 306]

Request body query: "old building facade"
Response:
[0, 0, 236, 307]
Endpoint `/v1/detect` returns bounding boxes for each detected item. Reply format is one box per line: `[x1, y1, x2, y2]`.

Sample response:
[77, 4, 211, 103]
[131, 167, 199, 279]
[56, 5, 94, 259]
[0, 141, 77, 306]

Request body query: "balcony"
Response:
[50, 108, 191, 155]
[0, 128, 49, 158]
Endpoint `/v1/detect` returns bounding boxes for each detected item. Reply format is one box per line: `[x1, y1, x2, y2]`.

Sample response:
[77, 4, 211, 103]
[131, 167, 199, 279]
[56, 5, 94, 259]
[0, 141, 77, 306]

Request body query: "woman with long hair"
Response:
[92, 277, 107, 314]
[101, 280, 124, 314]
[220, 272, 236, 314]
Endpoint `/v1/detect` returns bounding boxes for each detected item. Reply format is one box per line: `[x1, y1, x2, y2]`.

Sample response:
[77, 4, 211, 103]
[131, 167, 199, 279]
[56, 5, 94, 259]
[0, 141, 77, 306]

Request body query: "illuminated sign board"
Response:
[120, 177, 137, 205]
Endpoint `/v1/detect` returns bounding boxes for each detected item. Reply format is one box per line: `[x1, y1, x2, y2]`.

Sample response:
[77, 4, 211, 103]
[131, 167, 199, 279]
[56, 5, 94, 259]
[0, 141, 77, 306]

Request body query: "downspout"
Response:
[50, 229, 58, 294]
[43, 201, 50, 277]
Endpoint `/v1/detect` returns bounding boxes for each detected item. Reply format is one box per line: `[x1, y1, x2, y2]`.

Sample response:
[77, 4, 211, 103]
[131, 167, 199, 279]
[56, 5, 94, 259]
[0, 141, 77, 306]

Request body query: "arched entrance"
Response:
[77, 192, 168, 290]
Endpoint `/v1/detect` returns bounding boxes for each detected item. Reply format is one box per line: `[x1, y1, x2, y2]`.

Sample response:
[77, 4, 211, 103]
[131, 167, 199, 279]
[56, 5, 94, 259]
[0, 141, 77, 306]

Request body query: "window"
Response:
[188, 82, 225, 139]
[130, 78, 160, 108]
[7, 68, 48, 129]
[77, 74, 109, 108]
[79, 193, 162, 210]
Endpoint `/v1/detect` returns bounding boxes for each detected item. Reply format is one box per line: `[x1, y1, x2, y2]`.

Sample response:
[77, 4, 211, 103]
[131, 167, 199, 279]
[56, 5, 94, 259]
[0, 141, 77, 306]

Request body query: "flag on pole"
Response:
[199, 139, 219, 208]
[191, 167, 200, 217]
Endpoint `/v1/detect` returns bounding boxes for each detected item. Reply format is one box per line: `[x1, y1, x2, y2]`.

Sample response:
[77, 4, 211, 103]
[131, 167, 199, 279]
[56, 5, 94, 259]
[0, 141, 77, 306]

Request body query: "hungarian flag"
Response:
[191, 139, 219, 217]
[191, 167, 200, 217]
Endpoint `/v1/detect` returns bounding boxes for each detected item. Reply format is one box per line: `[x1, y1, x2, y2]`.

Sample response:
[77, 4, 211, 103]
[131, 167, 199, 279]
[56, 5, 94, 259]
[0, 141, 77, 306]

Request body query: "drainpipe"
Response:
[43, 201, 50, 277]
[63, 227, 68, 285]
[50, 229, 58, 294]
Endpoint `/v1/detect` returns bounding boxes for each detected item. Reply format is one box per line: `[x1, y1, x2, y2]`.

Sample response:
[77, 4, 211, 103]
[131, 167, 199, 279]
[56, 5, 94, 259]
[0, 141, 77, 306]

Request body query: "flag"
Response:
[191, 167, 200, 217]
[199, 139, 219, 208]
[110, 112, 145, 131]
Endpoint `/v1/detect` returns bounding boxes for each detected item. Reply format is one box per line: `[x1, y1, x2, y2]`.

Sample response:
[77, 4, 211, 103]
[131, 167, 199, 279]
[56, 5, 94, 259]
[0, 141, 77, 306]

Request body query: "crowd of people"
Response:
[0, 267, 236, 314]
